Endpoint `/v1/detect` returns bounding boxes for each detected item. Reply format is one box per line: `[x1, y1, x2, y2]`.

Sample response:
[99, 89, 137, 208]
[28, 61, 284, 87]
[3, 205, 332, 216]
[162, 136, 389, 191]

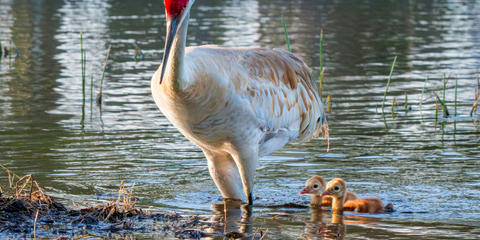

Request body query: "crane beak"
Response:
[159, 0, 195, 85]
[320, 191, 330, 196]
[159, 16, 178, 85]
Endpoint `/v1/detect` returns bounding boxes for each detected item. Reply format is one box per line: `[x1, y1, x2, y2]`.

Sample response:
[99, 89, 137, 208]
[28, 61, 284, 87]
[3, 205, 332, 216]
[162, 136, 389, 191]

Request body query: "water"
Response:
[1, 0, 479, 239]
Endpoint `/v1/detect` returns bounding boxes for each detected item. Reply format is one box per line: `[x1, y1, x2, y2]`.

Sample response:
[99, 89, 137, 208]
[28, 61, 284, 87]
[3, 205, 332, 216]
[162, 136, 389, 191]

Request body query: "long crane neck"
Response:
[163, 13, 189, 92]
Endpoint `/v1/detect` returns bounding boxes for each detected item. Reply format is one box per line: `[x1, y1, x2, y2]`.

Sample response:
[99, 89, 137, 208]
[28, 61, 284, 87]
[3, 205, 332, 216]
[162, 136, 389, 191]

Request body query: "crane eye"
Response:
[313, 184, 319, 189]
[334, 186, 340, 191]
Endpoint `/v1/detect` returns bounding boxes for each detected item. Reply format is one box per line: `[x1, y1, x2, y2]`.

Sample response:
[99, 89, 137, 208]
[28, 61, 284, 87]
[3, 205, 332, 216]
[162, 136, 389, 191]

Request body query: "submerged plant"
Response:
[133, 43, 144, 61]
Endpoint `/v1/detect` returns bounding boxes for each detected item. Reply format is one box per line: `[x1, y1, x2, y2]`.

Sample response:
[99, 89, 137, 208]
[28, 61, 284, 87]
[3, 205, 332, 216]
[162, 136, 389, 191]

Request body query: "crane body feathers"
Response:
[152, 46, 326, 154]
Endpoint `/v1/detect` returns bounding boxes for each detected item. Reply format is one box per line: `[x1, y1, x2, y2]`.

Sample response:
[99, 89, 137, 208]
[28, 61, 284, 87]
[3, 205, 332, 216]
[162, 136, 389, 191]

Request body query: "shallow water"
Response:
[1, 0, 479, 239]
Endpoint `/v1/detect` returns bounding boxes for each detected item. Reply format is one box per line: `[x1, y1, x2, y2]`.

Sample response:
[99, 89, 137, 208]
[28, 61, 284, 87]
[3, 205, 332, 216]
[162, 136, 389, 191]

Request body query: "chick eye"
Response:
[313, 184, 319, 189]
[334, 186, 340, 191]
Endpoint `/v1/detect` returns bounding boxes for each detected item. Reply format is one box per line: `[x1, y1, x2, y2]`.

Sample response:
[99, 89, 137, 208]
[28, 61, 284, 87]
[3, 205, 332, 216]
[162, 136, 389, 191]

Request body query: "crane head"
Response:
[299, 176, 325, 195]
[160, 0, 195, 84]
[321, 178, 346, 198]
[165, 0, 191, 17]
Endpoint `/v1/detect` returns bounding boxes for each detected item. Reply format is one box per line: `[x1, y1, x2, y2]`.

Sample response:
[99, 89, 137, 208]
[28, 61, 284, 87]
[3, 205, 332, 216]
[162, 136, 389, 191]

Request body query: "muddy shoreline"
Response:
[0, 171, 268, 239]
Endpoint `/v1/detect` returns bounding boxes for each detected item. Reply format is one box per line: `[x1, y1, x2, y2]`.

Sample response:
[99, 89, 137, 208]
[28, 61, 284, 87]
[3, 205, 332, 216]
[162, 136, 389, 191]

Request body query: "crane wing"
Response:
[183, 46, 328, 148]
[237, 48, 328, 143]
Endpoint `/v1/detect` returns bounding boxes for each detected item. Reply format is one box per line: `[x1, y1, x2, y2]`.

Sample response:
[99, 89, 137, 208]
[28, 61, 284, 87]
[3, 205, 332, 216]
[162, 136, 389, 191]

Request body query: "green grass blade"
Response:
[435, 92, 450, 117]
[404, 93, 408, 113]
[282, 15, 291, 52]
[80, 32, 86, 127]
[319, 29, 324, 73]
[420, 77, 428, 120]
[454, 77, 458, 116]
[381, 56, 397, 114]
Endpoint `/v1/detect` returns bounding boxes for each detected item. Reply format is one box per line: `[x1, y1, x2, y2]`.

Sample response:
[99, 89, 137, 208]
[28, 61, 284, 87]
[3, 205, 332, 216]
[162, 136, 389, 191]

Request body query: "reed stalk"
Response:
[381, 56, 397, 114]
[80, 32, 86, 127]
[392, 97, 397, 117]
[90, 74, 93, 117]
[470, 73, 479, 116]
[326, 94, 332, 112]
[442, 74, 447, 110]
[97, 44, 112, 105]
[404, 92, 408, 113]
[420, 77, 428, 119]
[80, 32, 86, 97]
[318, 30, 325, 98]
[319, 29, 324, 75]
[454, 77, 458, 116]
[435, 92, 450, 117]
[282, 15, 291, 52]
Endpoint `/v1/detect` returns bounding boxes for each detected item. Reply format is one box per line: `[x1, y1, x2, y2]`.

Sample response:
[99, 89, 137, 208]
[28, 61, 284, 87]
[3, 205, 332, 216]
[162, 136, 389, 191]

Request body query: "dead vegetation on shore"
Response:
[0, 167, 268, 239]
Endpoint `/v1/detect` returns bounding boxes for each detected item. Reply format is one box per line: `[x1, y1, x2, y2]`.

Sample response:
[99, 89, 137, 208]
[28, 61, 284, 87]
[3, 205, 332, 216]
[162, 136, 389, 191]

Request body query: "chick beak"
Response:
[320, 190, 330, 196]
[299, 187, 311, 195]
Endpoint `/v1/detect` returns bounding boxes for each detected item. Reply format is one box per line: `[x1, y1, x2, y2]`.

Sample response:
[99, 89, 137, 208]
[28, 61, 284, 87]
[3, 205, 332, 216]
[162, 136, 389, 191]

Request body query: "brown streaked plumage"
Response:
[321, 178, 393, 214]
[151, 0, 328, 205]
[300, 176, 357, 207]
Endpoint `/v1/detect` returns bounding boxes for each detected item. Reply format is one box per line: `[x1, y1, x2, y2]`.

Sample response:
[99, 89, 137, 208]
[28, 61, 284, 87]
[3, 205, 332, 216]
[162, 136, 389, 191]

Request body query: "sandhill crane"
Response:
[151, 0, 328, 205]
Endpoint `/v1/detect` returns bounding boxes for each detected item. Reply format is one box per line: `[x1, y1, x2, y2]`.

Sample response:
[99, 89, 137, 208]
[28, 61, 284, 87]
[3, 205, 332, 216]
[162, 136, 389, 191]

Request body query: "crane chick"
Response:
[300, 176, 357, 208]
[321, 178, 393, 214]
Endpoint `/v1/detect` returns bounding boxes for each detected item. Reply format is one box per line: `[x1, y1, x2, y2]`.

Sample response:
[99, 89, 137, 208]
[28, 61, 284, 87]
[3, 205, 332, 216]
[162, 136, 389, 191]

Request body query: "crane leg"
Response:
[231, 146, 258, 206]
[203, 149, 244, 201]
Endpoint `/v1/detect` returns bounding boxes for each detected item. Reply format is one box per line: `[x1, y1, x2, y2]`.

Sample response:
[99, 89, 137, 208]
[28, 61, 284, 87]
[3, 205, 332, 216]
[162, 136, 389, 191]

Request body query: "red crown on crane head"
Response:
[164, 0, 189, 17]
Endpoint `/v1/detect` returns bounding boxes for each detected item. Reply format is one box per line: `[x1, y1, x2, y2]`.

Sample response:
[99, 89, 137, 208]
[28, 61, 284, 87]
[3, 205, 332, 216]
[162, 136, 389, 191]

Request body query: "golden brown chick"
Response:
[321, 178, 393, 214]
[300, 176, 357, 208]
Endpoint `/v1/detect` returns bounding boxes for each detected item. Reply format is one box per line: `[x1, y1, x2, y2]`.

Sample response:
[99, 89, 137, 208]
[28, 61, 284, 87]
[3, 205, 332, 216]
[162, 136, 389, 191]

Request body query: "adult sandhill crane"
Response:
[151, 0, 328, 205]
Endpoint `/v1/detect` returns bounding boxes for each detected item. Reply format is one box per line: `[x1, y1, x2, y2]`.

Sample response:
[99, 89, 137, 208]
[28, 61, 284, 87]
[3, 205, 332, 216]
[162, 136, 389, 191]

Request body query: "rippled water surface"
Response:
[1, 0, 480, 239]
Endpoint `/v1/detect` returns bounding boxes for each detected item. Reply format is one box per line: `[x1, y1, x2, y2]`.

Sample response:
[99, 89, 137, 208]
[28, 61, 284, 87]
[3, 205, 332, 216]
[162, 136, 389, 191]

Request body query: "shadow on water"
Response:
[0, 0, 480, 239]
